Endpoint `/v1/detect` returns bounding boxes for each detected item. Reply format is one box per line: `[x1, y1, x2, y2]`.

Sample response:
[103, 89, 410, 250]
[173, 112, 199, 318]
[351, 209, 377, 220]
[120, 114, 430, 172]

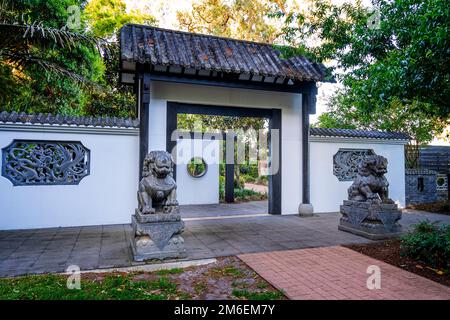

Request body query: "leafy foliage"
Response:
[0, 0, 156, 117]
[178, 114, 268, 189]
[178, 114, 267, 132]
[401, 221, 450, 269]
[84, 0, 157, 38]
[176, 0, 282, 43]
[316, 96, 448, 143]
[0, 273, 181, 300]
[274, 0, 450, 142]
[1, 0, 102, 114]
[232, 288, 284, 300]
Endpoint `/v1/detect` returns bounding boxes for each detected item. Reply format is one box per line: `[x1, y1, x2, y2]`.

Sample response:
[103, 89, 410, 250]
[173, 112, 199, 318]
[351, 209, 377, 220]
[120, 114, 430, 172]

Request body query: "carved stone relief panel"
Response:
[2, 140, 90, 186]
[333, 148, 376, 181]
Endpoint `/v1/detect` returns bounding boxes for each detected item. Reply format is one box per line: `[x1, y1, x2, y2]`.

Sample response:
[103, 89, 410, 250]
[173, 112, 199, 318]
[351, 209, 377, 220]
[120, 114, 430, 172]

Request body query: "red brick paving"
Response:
[238, 246, 450, 300]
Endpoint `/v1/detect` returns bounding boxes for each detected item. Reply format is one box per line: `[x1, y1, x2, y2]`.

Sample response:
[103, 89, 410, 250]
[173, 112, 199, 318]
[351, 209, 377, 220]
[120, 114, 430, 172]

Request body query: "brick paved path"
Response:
[1, 210, 449, 277]
[239, 246, 450, 300]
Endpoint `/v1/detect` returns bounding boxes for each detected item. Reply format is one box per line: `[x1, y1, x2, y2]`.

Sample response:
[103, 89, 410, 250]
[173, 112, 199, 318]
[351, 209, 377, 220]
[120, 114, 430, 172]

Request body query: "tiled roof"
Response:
[0, 111, 139, 128]
[310, 128, 410, 140]
[120, 25, 326, 82]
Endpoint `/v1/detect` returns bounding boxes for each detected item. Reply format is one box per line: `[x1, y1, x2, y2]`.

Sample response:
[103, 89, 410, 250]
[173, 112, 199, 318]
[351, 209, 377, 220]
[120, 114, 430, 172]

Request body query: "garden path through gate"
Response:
[166, 102, 281, 214]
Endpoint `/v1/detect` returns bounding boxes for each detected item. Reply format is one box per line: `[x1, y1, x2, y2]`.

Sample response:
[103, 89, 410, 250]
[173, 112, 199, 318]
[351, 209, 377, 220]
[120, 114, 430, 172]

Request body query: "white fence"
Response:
[0, 123, 139, 230]
[310, 136, 407, 213]
[0, 117, 408, 229]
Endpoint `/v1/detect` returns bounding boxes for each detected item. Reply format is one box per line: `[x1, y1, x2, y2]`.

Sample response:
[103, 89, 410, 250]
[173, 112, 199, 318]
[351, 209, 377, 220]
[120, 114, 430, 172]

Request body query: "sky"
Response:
[124, 0, 194, 29]
[123, 0, 349, 122]
[124, 0, 374, 30]
[122, 0, 448, 145]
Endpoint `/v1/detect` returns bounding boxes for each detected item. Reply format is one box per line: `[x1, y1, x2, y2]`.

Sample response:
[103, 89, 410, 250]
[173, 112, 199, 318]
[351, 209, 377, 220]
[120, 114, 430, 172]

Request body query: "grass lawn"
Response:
[0, 257, 285, 300]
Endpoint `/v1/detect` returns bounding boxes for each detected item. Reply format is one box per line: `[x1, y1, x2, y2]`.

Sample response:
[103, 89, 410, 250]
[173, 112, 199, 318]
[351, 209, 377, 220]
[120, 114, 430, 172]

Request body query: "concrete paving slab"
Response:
[0, 208, 449, 277]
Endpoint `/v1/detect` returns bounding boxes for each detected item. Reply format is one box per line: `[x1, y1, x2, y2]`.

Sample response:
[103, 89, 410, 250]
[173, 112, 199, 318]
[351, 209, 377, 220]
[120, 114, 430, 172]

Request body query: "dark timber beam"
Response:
[139, 73, 151, 180]
[225, 132, 235, 203]
[302, 93, 311, 204]
[448, 173, 450, 201]
[299, 85, 317, 217]
[144, 71, 315, 94]
[269, 109, 282, 215]
[165, 102, 283, 212]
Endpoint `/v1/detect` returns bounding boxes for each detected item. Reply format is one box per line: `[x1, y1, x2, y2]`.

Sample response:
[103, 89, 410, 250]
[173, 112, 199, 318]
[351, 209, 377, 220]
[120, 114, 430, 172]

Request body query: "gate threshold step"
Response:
[184, 213, 269, 221]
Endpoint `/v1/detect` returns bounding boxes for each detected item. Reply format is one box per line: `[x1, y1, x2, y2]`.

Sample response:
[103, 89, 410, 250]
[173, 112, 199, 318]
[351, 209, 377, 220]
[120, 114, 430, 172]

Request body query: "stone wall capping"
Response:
[310, 127, 410, 141]
[0, 111, 139, 129]
[405, 168, 437, 175]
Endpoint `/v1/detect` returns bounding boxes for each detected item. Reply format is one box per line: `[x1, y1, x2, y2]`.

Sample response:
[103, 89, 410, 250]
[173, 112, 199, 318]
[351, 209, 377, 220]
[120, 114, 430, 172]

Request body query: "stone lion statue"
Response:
[138, 150, 179, 214]
[347, 155, 394, 203]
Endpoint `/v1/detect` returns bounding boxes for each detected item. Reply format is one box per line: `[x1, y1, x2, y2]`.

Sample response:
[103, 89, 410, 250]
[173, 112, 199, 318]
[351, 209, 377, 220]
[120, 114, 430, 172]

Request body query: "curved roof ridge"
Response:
[0, 111, 139, 129]
[310, 127, 410, 140]
[120, 24, 326, 82]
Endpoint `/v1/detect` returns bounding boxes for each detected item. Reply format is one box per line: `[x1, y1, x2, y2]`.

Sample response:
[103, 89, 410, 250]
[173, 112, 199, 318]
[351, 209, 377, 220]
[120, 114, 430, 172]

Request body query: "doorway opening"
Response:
[166, 102, 281, 217]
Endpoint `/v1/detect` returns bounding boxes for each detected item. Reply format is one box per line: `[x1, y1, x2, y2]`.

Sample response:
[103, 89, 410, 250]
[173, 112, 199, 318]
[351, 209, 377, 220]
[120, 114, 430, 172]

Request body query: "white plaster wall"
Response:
[310, 139, 406, 213]
[148, 81, 303, 214]
[176, 138, 220, 205]
[0, 127, 139, 230]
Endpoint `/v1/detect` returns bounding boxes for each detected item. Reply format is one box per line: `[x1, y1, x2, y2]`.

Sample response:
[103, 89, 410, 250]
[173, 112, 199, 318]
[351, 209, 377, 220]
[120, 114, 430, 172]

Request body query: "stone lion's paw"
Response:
[166, 200, 179, 206]
[142, 206, 155, 214]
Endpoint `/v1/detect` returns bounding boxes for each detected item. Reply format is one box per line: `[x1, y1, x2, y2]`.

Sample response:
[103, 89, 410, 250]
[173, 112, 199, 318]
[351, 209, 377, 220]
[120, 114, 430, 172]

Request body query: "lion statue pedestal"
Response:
[338, 155, 403, 240]
[130, 150, 187, 261]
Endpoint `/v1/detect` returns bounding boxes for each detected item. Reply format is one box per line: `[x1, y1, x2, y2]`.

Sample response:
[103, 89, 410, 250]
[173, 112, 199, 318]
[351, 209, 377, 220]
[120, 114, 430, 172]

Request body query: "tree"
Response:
[0, 0, 157, 117]
[83, 0, 158, 117]
[274, 0, 449, 141]
[177, 0, 286, 185]
[84, 0, 158, 118]
[0, 0, 107, 115]
[178, 114, 268, 188]
[316, 95, 448, 144]
[176, 0, 282, 43]
[84, 0, 156, 38]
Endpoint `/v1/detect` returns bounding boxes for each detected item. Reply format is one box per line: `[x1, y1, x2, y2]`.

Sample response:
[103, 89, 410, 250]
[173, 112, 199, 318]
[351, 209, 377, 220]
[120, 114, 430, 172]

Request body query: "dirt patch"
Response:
[80, 256, 285, 300]
[167, 257, 285, 300]
[0, 257, 285, 300]
[344, 240, 450, 287]
[406, 201, 450, 215]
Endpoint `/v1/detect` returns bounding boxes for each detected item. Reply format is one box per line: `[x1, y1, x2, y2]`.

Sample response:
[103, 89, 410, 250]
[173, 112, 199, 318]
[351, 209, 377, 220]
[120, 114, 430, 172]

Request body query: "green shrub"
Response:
[255, 175, 268, 186]
[219, 175, 225, 200]
[241, 174, 256, 183]
[239, 164, 259, 177]
[442, 201, 450, 213]
[400, 221, 450, 269]
[234, 188, 258, 198]
[239, 164, 250, 174]
[219, 163, 225, 176]
[233, 188, 267, 201]
[234, 178, 244, 189]
[232, 289, 284, 300]
[249, 164, 259, 177]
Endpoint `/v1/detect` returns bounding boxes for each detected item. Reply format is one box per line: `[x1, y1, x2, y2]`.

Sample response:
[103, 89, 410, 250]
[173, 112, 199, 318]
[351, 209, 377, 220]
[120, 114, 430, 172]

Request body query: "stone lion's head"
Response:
[142, 150, 174, 178]
[358, 155, 388, 177]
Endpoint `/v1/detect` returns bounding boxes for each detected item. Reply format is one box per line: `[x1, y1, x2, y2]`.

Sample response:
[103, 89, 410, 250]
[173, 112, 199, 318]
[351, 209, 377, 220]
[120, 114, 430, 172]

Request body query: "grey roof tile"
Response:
[120, 25, 326, 82]
[310, 128, 410, 140]
[0, 112, 139, 128]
